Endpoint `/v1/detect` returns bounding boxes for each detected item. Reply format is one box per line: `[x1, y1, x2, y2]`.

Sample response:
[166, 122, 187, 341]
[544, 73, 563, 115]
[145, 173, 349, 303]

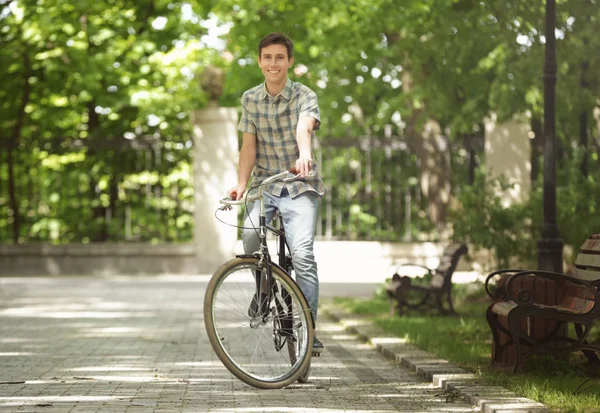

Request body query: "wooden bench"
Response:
[386, 243, 468, 316]
[485, 233, 600, 372]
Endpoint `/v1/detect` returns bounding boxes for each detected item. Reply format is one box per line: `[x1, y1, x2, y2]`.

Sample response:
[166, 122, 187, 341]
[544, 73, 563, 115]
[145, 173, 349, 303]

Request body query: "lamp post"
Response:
[537, 0, 564, 273]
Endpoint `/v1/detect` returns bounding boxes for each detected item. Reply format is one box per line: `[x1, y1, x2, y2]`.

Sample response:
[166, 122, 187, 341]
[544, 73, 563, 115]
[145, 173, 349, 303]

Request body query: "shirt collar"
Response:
[260, 78, 293, 101]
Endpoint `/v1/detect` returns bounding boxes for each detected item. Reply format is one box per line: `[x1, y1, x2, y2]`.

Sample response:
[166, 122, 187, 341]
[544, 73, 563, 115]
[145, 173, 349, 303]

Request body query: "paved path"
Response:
[0, 275, 477, 413]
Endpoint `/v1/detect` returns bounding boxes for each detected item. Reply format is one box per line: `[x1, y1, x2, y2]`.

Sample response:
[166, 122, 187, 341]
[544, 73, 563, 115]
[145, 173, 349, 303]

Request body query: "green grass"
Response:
[334, 284, 600, 413]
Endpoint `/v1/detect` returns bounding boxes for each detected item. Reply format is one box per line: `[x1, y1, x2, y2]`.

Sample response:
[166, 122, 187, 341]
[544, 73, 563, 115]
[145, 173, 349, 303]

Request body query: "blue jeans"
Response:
[242, 190, 320, 323]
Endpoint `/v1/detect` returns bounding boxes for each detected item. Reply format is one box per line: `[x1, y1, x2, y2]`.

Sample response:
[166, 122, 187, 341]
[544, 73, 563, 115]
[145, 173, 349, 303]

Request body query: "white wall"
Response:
[191, 107, 239, 272]
[484, 113, 531, 206]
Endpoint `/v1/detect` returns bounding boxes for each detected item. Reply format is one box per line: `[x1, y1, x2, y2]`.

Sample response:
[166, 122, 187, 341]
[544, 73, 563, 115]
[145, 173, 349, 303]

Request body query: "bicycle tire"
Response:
[204, 257, 314, 389]
[284, 256, 311, 384]
[296, 361, 311, 383]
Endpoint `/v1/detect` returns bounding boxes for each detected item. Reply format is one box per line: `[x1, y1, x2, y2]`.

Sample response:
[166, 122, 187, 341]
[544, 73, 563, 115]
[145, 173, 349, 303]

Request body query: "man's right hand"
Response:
[227, 184, 246, 201]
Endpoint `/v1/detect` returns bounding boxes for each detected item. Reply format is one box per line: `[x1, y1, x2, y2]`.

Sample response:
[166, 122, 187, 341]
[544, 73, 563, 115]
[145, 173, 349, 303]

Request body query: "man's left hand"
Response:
[295, 155, 313, 178]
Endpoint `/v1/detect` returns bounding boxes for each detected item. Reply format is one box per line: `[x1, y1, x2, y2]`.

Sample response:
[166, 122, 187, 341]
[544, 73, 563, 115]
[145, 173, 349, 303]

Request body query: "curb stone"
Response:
[321, 302, 553, 413]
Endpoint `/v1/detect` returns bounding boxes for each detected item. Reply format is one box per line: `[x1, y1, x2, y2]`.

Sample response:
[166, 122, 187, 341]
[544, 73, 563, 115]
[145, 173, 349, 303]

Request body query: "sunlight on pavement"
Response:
[0, 396, 121, 406]
[69, 366, 155, 372]
[0, 307, 156, 318]
[0, 352, 34, 356]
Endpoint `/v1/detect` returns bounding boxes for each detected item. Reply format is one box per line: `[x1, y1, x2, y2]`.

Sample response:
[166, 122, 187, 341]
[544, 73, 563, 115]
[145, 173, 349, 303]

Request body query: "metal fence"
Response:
[314, 137, 425, 241]
[0, 136, 428, 243]
[0, 138, 194, 244]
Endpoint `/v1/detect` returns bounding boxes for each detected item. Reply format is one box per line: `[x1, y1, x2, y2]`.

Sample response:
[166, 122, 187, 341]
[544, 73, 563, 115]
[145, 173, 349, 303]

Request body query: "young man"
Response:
[227, 32, 325, 353]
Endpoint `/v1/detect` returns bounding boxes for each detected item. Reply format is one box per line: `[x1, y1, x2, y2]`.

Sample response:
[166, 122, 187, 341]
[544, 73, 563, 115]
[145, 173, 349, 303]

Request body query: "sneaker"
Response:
[312, 336, 324, 355]
[248, 292, 269, 317]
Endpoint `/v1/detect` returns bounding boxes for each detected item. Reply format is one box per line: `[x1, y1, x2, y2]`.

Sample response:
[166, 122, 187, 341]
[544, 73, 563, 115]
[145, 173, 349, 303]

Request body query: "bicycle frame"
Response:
[220, 170, 295, 319]
[218, 169, 314, 329]
[207, 170, 316, 387]
[267, 213, 292, 271]
[250, 209, 293, 325]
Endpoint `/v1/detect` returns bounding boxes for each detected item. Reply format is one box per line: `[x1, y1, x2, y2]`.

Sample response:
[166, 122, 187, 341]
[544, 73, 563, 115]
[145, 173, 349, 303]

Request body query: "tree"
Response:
[0, 0, 216, 242]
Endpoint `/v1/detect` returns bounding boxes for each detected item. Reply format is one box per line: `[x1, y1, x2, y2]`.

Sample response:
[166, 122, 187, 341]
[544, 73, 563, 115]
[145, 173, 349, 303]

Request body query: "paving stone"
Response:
[1, 275, 477, 412]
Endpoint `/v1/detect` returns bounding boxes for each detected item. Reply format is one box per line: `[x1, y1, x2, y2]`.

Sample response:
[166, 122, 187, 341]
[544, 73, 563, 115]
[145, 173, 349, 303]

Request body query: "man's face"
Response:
[258, 44, 293, 84]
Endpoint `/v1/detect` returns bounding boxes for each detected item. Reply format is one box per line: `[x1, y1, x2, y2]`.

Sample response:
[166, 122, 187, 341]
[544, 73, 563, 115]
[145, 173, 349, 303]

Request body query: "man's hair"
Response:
[258, 32, 294, 59]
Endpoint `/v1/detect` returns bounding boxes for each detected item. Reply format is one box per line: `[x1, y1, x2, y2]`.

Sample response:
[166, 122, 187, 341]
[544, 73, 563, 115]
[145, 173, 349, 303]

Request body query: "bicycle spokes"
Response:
[204, 258, 313, 389]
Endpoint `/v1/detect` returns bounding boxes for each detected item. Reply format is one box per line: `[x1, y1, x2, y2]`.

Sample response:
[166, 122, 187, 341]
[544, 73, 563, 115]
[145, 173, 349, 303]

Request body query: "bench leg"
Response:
[445, 292, 457, 316]
[487, 306, 518, 372]
[575, 323, 600, 365]
[387, 295, 407, 317]
[434, 295, 444, 314]
[486, 307, 504, 368]
[388, 297, 397, 317]
[507, 311, 529, 373]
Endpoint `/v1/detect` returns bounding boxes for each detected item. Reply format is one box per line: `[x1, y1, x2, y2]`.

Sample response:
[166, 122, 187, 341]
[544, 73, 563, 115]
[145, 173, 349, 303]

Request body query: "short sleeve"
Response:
[238, 93, 257, 135]
[299, 90, 321, 131]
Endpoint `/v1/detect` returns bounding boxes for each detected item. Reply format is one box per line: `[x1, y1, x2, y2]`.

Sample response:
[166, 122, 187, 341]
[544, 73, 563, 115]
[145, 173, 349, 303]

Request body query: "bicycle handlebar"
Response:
[218, 167, 314, 209]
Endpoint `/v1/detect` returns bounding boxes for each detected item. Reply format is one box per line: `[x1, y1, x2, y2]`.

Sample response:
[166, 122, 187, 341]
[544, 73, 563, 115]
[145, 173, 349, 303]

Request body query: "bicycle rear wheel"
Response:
[204, 257, 313, 389]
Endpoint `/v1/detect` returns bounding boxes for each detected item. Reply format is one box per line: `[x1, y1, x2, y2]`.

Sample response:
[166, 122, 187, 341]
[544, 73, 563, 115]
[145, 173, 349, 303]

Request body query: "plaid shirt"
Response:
[238, 79, 326, 198]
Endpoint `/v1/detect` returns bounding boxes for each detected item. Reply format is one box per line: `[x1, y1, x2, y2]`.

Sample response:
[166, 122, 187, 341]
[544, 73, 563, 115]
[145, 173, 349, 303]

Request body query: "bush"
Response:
[450, 170, 537, 269]
[451, 160, 600, 269]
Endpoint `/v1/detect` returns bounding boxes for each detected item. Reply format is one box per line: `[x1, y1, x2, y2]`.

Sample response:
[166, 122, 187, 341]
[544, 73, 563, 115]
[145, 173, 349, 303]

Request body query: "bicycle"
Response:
[203, 168, 315, 389]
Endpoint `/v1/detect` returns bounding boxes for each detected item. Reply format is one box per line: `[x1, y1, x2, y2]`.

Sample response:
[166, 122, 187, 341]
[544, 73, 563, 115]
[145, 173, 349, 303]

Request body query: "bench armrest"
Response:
[485, 269, 526, 299]
[505, 270, 599, 308]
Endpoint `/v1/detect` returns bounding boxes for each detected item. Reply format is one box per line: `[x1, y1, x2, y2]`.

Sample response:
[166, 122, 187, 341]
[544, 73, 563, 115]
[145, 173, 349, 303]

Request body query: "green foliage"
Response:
[553, 151, 600, 257]
[451, 170, 538, 268]
[1, 0, 599, 244]
[0, 0, 219, 243]
[452, 155, 600, 269]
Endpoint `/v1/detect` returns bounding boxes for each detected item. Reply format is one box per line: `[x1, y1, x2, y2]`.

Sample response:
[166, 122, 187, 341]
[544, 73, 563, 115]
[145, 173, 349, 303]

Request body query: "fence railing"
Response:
[314, 137, 426, 241]
[0, 138, 194, 244]
[1, 136, 429, 243]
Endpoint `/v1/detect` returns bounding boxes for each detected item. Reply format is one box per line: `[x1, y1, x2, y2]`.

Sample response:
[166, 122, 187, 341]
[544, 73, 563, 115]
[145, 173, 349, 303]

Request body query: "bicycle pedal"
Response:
[311, 351, 321, 357]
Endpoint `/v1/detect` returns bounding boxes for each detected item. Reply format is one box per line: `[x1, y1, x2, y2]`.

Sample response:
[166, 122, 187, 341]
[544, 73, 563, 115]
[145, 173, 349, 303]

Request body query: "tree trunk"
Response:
[579, 57, 589, 178]
[7, 147, 19, 242]
[464, 127, 483, 185]
[594, 106, 600, 167]
[399, 63, 451, 231]
[579, 110, 588, 178]
[411, 119, 451, 230]
[7, 52, 32, 243]
[86, 101, 109, 241]
[467, 136, 476, 185]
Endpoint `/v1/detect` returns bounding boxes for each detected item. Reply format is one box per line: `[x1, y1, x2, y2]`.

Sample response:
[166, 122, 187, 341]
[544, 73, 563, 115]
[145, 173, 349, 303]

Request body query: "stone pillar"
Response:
[484, 113, 531, 206]
[191, 107, 239, 273]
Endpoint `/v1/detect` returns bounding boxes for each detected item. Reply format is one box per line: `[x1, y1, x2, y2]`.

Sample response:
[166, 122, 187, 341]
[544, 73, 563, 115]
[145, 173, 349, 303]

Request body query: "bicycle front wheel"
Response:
[204, 257, 314, 389]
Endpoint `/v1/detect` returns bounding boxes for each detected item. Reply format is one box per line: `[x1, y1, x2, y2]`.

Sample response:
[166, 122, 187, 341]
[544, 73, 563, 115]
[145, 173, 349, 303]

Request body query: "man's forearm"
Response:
[238, 144, 256, 187]
[296, 118, 315, 158]
[297, 133, 312, 158]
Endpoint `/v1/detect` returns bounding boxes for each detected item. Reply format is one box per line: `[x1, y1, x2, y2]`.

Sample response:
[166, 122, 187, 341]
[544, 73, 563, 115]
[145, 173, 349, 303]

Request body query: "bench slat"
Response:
[574, 252, 600, 270]
[580, 235, 600, 252]
[573, 267, 600, 281]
